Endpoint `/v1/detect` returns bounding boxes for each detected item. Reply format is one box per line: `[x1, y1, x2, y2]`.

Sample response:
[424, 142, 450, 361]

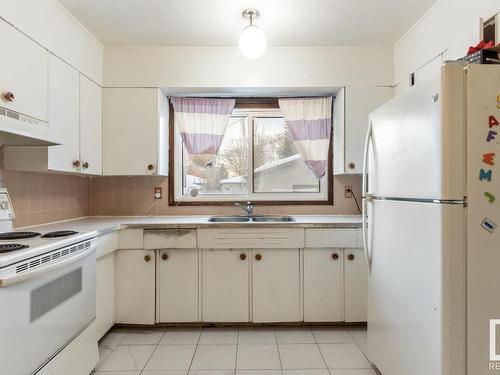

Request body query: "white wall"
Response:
[393, 0, 499, 94]
[0, 0, 103, 84]
[104, 46, 393, 89]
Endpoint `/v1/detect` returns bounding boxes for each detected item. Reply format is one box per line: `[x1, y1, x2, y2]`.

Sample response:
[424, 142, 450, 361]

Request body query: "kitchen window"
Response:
[170, 100, 332, 204]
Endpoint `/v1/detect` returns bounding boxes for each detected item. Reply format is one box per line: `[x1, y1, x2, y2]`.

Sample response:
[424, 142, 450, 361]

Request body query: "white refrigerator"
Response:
[363, 62, 500, 375]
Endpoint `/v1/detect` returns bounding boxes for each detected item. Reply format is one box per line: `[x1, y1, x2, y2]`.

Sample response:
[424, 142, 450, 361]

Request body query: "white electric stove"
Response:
[0, 188, 99, 375]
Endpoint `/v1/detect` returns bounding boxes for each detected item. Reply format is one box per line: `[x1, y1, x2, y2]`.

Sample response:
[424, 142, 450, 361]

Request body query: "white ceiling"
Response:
[59, 0, 439, 47]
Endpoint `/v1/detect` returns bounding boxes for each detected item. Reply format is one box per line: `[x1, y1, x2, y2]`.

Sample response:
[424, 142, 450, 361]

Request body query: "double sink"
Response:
[208, 215, 295, 223]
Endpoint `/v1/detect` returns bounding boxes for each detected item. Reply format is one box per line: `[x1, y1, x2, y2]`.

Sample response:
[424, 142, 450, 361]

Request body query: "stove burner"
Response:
[0, 243, 29, 253]
[0, 231, 41, 240]
[41, 230, 79, 238]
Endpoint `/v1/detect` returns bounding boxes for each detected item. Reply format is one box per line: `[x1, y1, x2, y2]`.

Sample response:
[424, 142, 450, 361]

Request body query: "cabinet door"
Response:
[115, 249, 155, 324]
[47, 55, 80, 172]
[96, 252, 115, 339]
[252, 249, 301, 323]
[158, 249, 198, 322]
[79, 75, 102, 175]
[202, 249, 250, 322]
[344, 86, 393, 173]
[344, 248, 368, 322]
[103, 88, 162, 175]
[304, 248, 344, 322]
[0, 19, 48, 121]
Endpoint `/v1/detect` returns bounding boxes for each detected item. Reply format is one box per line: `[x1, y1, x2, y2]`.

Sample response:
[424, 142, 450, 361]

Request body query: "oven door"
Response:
[0, 243, 96, 375]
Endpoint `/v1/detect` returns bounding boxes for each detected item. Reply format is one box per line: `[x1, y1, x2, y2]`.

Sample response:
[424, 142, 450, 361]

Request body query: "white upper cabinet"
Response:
[47, 55, 80, 172]
[0, 18, 48, 122]
[334, 86, 393, 174]
[103, 88, 168, 176]
[79, 75, 102, 175]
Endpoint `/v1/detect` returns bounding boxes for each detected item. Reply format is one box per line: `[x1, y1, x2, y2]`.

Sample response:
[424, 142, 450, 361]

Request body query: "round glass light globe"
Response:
[239, 25, 267, 59]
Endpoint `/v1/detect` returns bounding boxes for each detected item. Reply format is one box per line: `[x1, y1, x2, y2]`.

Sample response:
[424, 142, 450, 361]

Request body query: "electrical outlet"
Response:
[154, 187, 162, 199]
[344, 186, 353, 199]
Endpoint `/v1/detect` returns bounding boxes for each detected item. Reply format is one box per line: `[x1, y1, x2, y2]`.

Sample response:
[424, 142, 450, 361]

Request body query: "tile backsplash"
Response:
[89, 174, 362, 217]
[0, 148, 362, 228]
[4, 171, 90, 228]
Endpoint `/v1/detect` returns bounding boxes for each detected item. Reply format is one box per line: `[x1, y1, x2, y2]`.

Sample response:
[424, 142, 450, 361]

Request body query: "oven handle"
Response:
[0, 243, 97, 287]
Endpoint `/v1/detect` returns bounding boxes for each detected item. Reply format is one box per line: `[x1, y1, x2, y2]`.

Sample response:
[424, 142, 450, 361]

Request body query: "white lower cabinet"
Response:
[115, 249, 155, 324]
[344, 248, 368, 322]
[96, 252, 115, 339]
[304, 248, 344, 322]
[201, 249, 250, 322]
[158, 249, 198, 322]
[252, 248, 301, 323]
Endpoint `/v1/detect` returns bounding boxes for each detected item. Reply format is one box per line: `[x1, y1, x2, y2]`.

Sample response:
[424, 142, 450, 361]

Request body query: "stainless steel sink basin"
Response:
[208, 215, 296, 223]
[208, 216, 250, 222]
[252, 216, 296, 222]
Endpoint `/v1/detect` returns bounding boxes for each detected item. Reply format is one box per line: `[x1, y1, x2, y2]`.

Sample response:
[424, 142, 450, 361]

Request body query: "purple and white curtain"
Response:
[171, 97, 236, 167]
[279, 97, 332, 179]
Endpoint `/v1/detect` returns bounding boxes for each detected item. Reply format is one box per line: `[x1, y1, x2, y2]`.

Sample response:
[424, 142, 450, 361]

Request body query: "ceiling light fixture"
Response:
[239, 9, 267, 59]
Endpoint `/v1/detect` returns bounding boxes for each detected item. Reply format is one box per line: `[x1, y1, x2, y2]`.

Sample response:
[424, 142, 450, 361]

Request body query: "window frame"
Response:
[168, 100, 334, 206]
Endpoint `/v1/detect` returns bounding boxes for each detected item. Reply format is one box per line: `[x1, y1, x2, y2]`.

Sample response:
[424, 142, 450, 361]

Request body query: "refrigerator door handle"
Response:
[362, 121, 373, 198]
[362, 197, 372, 274]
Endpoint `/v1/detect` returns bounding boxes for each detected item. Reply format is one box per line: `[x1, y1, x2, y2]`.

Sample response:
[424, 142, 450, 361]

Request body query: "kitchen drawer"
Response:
[118, 228, 143, 249]
[305, 228, 358, 248]
[144, 229, 197, 249]
[198, 228, 304, 249]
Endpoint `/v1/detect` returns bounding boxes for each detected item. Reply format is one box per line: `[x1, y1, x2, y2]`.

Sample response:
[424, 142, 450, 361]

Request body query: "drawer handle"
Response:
[347, 254, 355, 261]
[332, 253, 339, 260]
[3, 91, 15, 102]
[255, 254, 262, 261]
[148, 164, 154, 171]
[82, 162, 89, 169]
[162, 253, 168, 261]
[348, 162, 356, 169]
[72, 160, 80, 168]
[144, 255, 151, 262]
[239, 253, 247, 261]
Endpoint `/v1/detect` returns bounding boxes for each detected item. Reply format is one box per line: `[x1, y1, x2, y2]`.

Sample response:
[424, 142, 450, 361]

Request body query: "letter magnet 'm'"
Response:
[480, 169, 493, 182]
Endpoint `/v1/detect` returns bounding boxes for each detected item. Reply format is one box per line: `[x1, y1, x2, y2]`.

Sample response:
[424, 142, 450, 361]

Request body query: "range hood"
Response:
[0, 107, 60, 146]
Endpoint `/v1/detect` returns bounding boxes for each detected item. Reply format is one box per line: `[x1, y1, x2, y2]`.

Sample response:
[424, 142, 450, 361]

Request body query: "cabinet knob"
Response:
[72, 160, 80, 168]
[348, 162, 356, 170]
[144, 255, 151, 262]
[82, 162, 89, 169]
[162, 253, 168, 261]
[3, 91, 15, 102]
[240, 253, 247, 261]
[347, 254, 355, 261]
[332, 253, 339, 260]
[255, 254, 262, 261]
[148, 164, 154, 171]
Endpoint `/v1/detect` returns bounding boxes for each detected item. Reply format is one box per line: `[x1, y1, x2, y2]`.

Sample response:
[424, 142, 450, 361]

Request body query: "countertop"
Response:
[21, 215, 362, 236]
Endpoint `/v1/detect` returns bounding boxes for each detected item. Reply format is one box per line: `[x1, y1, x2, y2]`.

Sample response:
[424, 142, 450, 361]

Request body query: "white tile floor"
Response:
[92, 326, 374, 375]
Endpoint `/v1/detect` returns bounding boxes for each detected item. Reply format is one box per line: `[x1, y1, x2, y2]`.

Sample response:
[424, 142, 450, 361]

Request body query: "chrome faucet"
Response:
[234, 201, 254, 217]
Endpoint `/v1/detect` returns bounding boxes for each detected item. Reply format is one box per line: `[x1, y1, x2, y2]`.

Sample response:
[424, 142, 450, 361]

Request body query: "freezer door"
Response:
[465, 64, 500, 374]
[365, 63, 466, 200]
[366, 199, 466, 375]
